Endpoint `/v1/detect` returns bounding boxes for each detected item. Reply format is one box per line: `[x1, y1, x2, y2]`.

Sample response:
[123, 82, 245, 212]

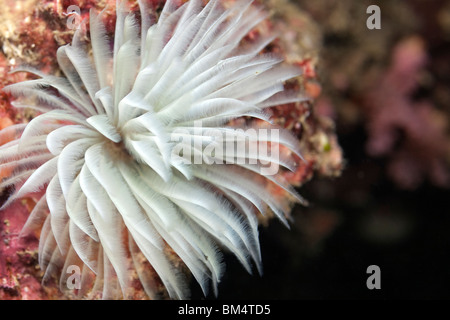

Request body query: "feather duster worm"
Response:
[0, 0, 307, 299]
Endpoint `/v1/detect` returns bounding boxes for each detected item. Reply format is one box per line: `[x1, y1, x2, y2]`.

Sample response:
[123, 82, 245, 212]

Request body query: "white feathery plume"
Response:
[0, 0, 307, 299]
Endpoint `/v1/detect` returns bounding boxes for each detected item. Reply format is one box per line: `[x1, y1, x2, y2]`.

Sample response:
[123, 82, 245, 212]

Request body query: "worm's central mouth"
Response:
[102, 138, 133, 164]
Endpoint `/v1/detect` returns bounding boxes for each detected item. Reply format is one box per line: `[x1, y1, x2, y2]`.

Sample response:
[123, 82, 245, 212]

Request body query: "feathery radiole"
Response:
[0, 0, 306, 299]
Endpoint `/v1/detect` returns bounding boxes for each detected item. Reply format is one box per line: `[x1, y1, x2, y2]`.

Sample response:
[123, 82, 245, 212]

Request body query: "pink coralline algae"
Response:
[363, 36, 450, 190]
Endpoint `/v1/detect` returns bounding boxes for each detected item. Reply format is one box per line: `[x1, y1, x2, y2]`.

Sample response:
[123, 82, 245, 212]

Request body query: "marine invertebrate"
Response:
[0, 0, 306, 299]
